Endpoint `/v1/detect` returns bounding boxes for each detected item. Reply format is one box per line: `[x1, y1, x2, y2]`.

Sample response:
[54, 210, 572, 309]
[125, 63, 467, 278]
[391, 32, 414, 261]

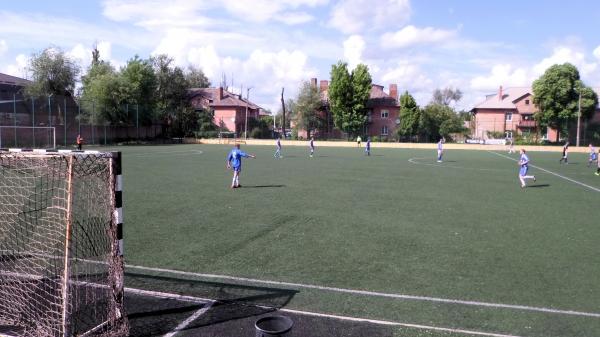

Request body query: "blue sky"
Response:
[1, 0, 599, 111]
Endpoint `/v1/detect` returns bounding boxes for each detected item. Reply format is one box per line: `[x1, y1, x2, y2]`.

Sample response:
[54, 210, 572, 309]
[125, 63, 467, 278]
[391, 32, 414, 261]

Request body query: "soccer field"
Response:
[113, 144, 599, 337]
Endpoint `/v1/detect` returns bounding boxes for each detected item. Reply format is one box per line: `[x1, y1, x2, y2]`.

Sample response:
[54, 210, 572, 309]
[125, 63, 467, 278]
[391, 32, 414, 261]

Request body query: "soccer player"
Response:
[596, 149, 600, 176]
[588, 143, 597, 167]
[226, 144, 255, 188]
[507, 138, 515, 154]
[518, 149, 536, 188]
[357, 135, 362, 147]
[437, 138, 445, 163]
[274, 137, 282, 158]
[365, 137, 371, 156]
[309, 136, 315, 157]
[76, 134, 84, 151]
[559, 142, 569, 164]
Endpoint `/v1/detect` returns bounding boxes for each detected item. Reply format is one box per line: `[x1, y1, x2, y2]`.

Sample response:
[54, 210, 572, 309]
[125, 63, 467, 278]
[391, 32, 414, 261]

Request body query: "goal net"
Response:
[0, 126, 56, 149]
[0, 149, 128, 337]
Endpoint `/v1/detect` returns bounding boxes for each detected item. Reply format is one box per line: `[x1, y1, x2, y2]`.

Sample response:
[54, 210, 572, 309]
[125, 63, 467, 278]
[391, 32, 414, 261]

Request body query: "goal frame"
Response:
[0, 126, 56, 149]
[0, 148, 127, 337]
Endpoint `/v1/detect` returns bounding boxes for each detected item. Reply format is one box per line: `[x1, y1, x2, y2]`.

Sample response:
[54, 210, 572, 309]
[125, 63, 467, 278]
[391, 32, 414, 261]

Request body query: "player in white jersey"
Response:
[518, 149, 536, 188]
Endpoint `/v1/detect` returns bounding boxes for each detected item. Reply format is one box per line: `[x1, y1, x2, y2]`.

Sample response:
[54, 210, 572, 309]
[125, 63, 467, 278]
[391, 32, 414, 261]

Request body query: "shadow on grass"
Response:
[527, 184, 550, 188]
[125, 271, 298, 336]
[241, 185, 286, 188]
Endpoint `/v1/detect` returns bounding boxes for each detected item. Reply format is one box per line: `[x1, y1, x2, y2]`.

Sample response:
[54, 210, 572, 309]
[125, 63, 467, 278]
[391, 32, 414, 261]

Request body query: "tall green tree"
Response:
[121, 56, 156, 112]
[24, 47, 80, 97]
[186, 66, 211, 88]
[397, 91, 420, 140]
[420, 104, 466, 141]
[291, 81, 323, 138]
[533, 63, 598, 141]
[329, 61, 372, 138]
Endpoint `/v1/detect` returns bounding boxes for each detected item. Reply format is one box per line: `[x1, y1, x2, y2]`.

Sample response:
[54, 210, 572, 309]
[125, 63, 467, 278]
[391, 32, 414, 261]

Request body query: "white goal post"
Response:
[0, 126, 56, 149]
[0, 149, 127, 337]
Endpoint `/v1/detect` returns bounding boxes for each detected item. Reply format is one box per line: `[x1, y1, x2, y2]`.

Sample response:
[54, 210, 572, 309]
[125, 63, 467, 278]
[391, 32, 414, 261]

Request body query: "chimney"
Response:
[319, 80, 329, 92]
[311, 78, 317, 87]
[498, 86, 503, 101]
[389, 84, 398, 99]
[218, 87, 224, 101]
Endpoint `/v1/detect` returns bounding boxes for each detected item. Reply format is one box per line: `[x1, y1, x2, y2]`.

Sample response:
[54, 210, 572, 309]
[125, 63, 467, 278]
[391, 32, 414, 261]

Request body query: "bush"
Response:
[486, 131, 505, 139]
[372, 136, 381, 142]
[194, 130, 219, 138]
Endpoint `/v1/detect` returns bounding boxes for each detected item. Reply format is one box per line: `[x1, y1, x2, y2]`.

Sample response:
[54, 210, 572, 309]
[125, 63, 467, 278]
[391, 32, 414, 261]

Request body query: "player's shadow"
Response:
[124, 271, 298, 336]
[527, 184, 550, 188]
[242, 184, 285, 188]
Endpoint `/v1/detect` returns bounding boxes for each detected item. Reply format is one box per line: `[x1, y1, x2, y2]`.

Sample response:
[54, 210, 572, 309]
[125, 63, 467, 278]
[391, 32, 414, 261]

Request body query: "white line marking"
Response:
[279, 308, 523, 337]
[124, 264, 600, 318]
[488, 151, 600, 193]
[408, 157, 507, 172]
[163, 302, 214, 337]
[124, 285, 522, 337]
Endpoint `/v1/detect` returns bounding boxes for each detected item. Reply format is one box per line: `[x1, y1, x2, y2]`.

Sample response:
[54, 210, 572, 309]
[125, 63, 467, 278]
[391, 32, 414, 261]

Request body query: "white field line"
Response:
[279, 308, 523, 337]
[488, 151, 600, 193]
[124, 264, 600, 319]
[163, 301, 214, 337]
[408, 157, 507, 172]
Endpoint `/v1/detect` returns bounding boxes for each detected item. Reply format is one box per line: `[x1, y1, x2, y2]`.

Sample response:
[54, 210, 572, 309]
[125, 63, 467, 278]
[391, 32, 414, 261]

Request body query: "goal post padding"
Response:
[0, 149, 128, 337]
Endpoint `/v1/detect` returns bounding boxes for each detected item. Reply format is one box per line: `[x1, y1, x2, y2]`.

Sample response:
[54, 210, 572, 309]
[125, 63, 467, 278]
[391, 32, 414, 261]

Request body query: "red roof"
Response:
[367, 84, 398, 107]
[189, 87, 262, 110]
[0, 73, 30, 86]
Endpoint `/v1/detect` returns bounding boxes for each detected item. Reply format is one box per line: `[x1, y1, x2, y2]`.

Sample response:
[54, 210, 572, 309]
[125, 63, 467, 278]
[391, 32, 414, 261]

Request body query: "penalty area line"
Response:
[162, 301, 214, 337]
[124, 264, 600, 319]
[488, 151, 600, 193]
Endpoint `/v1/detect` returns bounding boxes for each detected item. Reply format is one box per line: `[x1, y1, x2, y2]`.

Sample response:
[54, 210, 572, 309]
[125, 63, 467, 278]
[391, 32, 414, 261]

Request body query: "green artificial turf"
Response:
[108, 144, 600, 337]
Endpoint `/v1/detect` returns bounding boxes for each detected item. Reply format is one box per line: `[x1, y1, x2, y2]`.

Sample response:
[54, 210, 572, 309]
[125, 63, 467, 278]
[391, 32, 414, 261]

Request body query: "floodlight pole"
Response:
[576, 91, 581, 147]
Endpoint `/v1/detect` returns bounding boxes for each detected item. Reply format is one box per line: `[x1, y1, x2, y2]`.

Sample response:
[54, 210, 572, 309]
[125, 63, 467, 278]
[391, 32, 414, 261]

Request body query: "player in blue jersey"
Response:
[436, 138, 445, 163]
[309, 136, 315, 157]
[587, 143, 597, 167]
[274, 137, 282, 158]
[365, 137, 371, 156]
[226, 144, 255, 188]
[518, 149, 536, 188]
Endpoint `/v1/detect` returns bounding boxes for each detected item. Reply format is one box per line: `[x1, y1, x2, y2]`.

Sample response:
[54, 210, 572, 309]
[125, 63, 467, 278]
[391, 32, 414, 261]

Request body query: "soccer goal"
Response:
[0, 126, 56, 149]
[0, 149, 128, 337]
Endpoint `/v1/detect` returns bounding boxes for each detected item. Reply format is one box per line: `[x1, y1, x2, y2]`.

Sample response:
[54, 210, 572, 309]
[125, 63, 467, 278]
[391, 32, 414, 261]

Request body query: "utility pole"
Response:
[576, 90, 581, 147]
[245, 87, 252, 140]
[281, 88, 286, 139]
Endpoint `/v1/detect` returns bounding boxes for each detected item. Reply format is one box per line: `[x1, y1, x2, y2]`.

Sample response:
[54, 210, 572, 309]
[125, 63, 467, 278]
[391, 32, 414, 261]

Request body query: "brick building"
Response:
[471, 86, 600, 142]
[297, 78, 399, 139]
[188, 87, 263, 137]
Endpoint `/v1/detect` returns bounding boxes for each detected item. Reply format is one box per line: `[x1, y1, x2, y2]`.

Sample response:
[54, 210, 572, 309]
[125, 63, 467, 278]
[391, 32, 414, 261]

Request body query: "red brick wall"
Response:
[368, 106, 399, 137]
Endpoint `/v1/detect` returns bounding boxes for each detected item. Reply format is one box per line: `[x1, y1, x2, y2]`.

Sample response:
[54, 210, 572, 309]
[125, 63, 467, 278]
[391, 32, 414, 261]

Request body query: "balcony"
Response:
[518, 120, 537, 128]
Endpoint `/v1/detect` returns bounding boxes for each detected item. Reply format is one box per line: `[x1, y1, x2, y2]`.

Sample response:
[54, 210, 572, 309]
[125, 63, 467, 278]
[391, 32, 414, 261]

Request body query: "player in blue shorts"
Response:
[587, 143, 597, 167]
[274, 137, 282, 158]
[518, 149, 536, 188]
[365, 137, 371, 156]
[226, 144, 255, 188]
[309, 136, 315, 157]
[437, 138, 445, 163]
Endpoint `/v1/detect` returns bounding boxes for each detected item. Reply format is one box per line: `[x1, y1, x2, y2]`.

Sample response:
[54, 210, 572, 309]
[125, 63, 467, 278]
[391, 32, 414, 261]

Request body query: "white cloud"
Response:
[470, 64, 529, 91]
[66, 41, 116, 71]
[381, 25, 457, 49]
[276, 11, 315, 25]
[329, 0, 411, 34]
[0, 40, 7, 56]
[594, 45, 600, 60]
[533, 46, 597, 77]
[3, 54, 29, 78]
[343, 35, 365, 69]
[381, 61, 432, 90]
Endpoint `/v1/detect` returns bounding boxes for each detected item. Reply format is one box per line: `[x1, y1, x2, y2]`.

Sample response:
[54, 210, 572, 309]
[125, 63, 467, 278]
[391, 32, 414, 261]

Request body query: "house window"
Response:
[505, 131, 513, 139]
[381, 125, 388, 136]
[525, 99, 530, 105]
[381, 110, 389, 118]
[505, 112, 512, 121]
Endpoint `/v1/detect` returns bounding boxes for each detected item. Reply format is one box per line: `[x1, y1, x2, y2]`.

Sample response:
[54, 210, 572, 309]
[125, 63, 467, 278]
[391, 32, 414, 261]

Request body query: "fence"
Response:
[0, 94, 163, 149]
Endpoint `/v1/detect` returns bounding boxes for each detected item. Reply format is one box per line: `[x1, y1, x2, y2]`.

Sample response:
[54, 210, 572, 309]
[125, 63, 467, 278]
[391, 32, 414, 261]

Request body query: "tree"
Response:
[329, 61, 372, 138]
[24, 47, 80, 97]
[186, 66, 211, 88]
[432, 87, 462, 106]
[291, 81, 323, 138]
[420, 104, 466, 141]
[533, 63, 598, 142]
[397, 91, 420, 140]
[120, 56, 157, 124]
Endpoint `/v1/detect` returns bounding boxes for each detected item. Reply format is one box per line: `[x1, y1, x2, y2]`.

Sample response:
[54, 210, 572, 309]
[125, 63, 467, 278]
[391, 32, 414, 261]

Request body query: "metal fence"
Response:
[0, 95, 163, 149]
